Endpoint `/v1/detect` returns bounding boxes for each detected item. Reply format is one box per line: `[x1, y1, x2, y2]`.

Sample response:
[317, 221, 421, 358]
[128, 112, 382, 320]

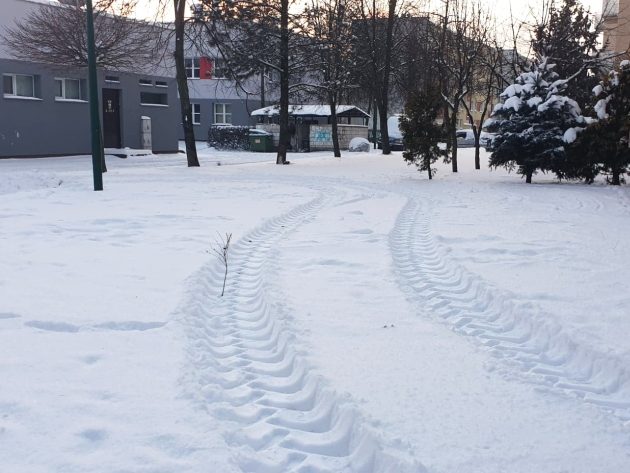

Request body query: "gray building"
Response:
[181, 50, 269, 141]
[0, 0, 180, 158]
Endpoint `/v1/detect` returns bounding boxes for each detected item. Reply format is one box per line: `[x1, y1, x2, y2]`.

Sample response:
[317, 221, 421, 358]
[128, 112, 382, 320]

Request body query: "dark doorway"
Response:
[102, 88, 121, 148]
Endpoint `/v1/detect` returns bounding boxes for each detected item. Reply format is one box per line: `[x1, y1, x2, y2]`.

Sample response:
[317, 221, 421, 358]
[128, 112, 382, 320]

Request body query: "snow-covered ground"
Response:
[1, 146, 629, 473]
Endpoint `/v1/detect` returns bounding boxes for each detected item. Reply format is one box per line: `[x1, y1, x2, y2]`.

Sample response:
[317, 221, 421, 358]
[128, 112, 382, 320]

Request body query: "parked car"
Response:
[480, 132, 496, 151]
[377, 115, 404, 151]
[456, 129, 476, 147]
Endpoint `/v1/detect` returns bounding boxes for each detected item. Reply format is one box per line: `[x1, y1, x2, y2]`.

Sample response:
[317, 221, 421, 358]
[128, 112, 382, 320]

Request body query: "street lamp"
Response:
[86, 0, 103, 191]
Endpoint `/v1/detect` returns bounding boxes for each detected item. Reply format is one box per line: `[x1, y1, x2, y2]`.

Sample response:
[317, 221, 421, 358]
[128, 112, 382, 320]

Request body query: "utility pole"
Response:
[86, 0, 103, 191]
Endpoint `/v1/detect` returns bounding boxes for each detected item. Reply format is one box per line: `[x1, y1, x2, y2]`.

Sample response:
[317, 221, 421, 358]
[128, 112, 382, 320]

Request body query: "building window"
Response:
[140, 92, 168, 106]
[105, 75, 120, 83]
[213, 103, 232, 124]
[3, 74, 36, 98]
[192, 103, 201, 125]
[55, 78, 86, 101]
[139, 78, 153, 86]
[185, 58, 200, 79]
[155, 80, 168, 87]
[213, 58, 228, 79]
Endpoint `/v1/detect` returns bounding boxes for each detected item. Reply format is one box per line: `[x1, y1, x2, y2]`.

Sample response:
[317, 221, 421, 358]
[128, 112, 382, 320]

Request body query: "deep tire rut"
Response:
[390, 194, 630, 421]
[184, 187, 424, 473]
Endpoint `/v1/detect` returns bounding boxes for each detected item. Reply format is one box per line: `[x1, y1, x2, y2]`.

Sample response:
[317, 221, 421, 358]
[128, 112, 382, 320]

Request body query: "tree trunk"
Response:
[450, 111, 458, 173]
[474, 145, 480, 169]
[276, 0, 290, 165]
[612, 170, 621, 185]
[379, 100, 391, 155]
[260, 70, 265, 108]
[526, 170, 533, 183]
[473, 125, 480, 170]
[174, 0, 199, 168]
[378, 0, 397, 156]
[427, 157, 433, 180]
[330, 95, 341, 158]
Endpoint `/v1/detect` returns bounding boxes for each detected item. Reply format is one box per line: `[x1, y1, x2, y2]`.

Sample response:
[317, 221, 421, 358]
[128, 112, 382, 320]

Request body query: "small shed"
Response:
[251, 104, 370, 151]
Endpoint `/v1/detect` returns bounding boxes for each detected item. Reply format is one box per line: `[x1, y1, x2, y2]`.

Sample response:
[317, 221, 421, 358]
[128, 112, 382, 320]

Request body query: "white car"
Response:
[378, 115, 404, 150]
[456, 129, 476, 147]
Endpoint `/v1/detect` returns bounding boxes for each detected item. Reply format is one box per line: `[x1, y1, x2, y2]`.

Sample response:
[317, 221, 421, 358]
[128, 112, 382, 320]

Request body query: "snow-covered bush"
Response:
[487, 57, 585, 183]
[348, 137, 370, 152]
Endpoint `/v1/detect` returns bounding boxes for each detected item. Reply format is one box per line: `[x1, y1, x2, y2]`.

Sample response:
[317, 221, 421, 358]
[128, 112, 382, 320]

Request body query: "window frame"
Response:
[192, 103, 201, 125]
[213, 103, 232, 124]
[3, 73, 38, 99]
[54, 77, 86, 102]
[185, 57, 200, 79]
[140, 91, 168, 107]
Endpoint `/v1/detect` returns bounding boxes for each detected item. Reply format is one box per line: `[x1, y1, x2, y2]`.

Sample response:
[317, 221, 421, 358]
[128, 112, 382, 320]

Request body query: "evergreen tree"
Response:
[532, 0, 602, 114]
[566, 62, 630, 185]
[399, 89, 447, 180]
[487, 57, 585, 183]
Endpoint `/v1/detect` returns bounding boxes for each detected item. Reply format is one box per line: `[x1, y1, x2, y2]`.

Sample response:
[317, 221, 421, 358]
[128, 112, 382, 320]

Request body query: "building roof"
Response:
[251, 105, 370, 118]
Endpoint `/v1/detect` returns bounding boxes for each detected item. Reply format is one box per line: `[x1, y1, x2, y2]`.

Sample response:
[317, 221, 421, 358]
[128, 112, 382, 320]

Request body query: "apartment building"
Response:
[603, 0, 630, 56]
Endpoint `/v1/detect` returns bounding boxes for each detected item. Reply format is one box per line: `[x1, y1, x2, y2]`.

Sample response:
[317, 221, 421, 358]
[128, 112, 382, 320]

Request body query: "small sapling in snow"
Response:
[212, 232, 232, 296]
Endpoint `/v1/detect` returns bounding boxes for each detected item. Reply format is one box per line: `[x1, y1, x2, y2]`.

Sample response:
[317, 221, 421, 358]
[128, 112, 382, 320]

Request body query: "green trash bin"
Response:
[249, 130, 274, 152]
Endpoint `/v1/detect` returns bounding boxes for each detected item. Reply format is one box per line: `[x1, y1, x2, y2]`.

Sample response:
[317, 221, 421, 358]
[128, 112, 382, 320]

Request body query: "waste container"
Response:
[249, 130, 274, 152]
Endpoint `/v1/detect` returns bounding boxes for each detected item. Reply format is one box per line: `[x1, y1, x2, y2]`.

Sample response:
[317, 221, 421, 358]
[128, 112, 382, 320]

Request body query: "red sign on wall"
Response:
[200, 57, 213, 79]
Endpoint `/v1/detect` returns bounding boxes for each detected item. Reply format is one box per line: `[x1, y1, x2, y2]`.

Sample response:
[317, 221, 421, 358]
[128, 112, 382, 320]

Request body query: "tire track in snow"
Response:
[183, 186, 424, 473]
[390, 193, 630, 422]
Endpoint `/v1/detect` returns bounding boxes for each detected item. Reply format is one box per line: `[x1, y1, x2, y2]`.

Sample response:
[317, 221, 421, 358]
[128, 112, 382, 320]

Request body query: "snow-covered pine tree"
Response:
[487, 57, 585, 183]
[566, 61, 630, 185]
[532, 0, 602, 115]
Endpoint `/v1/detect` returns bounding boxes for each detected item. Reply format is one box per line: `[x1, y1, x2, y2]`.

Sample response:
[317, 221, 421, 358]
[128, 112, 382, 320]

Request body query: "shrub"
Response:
[207, 125, 250, 150]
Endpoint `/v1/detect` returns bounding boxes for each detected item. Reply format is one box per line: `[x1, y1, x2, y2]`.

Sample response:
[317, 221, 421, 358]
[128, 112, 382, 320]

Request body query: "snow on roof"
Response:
[251, 104, 370, 118]
[22, 0, 60, 5]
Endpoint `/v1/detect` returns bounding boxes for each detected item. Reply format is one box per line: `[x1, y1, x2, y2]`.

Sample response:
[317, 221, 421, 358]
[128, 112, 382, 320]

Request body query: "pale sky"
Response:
[133, 0, 604, 23]
[489, 0, 603, 22]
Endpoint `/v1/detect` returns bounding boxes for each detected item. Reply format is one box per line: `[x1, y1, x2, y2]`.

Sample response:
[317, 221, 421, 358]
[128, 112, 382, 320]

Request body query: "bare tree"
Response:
[353, 0, 411, 155]
[194, 0, 309, 165]
[459, 32, 504, 170]
[430, 0, 490, 173]
[391, 16, 434, 106]
[303, 0, 358, 157]
[2, 0, 160, 71]
[172, 0, 200, 167]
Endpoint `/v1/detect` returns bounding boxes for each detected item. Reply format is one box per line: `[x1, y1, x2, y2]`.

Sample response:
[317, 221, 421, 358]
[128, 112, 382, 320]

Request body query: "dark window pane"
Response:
[3, 75, 13, 94]
[140, 92, 168, 105]
[65, 79, 80, 100]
